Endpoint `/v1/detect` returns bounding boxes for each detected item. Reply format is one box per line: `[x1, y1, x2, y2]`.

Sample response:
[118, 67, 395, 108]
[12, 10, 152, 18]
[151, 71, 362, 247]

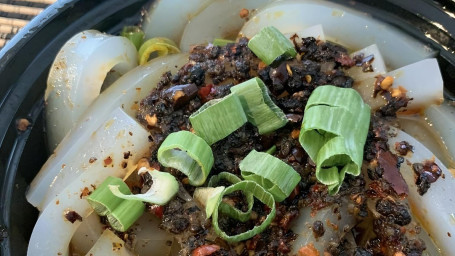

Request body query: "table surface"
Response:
[0, 0, 55, 49]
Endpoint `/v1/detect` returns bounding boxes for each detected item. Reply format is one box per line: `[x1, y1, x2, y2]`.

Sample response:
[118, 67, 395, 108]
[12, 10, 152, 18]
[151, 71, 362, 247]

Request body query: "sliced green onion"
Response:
[109, 167, 178, 205]
[157, 131, 214, 186]
[138, 37, 180, 65]
[213, 38, 234, 46]
[121, 26, 145, 50]
[212, 180, 276, 242]
[207, 172, 242, 187]
[87, 176, 145, 232]
[247, 26, 297, 66]
[304, 85, 366, 114]
[207, 172, 254, 222]
[193, 186, 225, 218]
[86, 176, 131, 216]
[265, 145, 277, 155]
[240, 150, 300, 202]
[299, 85, 370, 194]
[189, 93, 247, 145]
[107, 199, 145, 232]
[230, 77, 287, 134]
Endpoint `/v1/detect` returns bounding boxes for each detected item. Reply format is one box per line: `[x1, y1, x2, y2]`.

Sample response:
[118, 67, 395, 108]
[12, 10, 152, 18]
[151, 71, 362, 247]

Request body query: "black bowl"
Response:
[0, 0, 454, 255]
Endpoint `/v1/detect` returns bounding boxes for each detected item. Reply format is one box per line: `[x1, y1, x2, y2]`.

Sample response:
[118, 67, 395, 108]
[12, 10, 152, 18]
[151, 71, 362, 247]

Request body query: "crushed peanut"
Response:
[305, 74, 312, 83]
[286, 64, 293, 76]
[136, 158, 151, 170]
[172, 90, 185, 102]
[380, 76, 394, 90]
[391, 86, 407, 97]
[145, 114, 158, 126]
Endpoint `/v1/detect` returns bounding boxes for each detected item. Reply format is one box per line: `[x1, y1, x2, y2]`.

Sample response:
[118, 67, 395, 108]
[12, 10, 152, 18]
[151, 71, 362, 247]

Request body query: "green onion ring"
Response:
[120, 26, 145, 50]
[208, 172, 254, 222]
[158, 131, 214, 186]
[230, 77, 287, 134]
[247, 26, 297, 66]
[299, 85, 370, 194]
[86, 176, 131, 216]
[138, 37, 180, 65]
[190, 93, 247, 145]
[212, 180, 276, 243]
[240, 150, 301, 202]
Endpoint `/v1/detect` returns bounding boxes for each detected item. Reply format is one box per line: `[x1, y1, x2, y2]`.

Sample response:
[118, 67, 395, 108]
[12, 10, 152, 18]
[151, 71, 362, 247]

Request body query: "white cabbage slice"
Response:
[344, 44, 387, 81]
[179, 0, 275, 52]
[27, 53, 189, 210]
[239, 0, 436, 69]
[142, 0, 214, 44]
[354, 58, 444, 112]
[85, 229, 134, 256]
[27, 108, 150, 256]
[45, 30, 138, 150]
[388, 127, 455, 254]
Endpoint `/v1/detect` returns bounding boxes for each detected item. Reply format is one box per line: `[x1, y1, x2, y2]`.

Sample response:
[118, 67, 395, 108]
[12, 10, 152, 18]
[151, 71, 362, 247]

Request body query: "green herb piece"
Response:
[299, 85, 370, 194]
[213, 38, 235, 46]
[109, 168, 178, 205]
[208, 172, 242, 187]
[207, 172, 254, 222]
[240, 150, 301, 202]
[107, 199, 145, 232]
[230, 77, 287, 134]
[247, 26, 297, 66]
[138, 37, 180, 65]
[193, 186, 225, 218]
[86, 176, 131, 216]
[265, 145, 277, 155]
[157, 131, 214, 186]
[87, 176, 145, 232]
[120, 26, 145, 50]
[212, 180, 276, 243]
[190, 93, 247, 145]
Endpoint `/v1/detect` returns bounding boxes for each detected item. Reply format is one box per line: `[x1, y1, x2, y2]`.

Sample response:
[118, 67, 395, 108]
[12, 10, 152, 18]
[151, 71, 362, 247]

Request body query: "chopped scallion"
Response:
[207, 172, 254, 222]
[138, 37, 180, 65]
[207, 172, 242, 187]
[212, 180, 276, 242]
[107, 199, 145, 232]
[240, 150, 301, 202]
[265, 145, 277, 155]
[157, 131, 214, 186]
[109, 167, 179, 205]
[213, 38, 235, 46]
[247, 26, 297, 66]
[189, 93, 247, 145]
[87, 176, 145, 232]
[230, 77, 287, 134]
[86, 176, 131, 216]
[299, 85, 370, 194]
[193, 186, 225, 218]
[120, 26, 145, 50]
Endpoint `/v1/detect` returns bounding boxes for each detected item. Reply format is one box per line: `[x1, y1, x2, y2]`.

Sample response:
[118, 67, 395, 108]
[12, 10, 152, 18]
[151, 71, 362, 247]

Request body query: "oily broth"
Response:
[397, 115, 455, 169]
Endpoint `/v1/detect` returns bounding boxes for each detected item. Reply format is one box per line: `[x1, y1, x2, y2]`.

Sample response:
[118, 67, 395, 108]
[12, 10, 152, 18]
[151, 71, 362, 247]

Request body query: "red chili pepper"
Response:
[149, 204, 163, 219]
[192, 244, 220, 256]
[198, 84, 213, 100]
